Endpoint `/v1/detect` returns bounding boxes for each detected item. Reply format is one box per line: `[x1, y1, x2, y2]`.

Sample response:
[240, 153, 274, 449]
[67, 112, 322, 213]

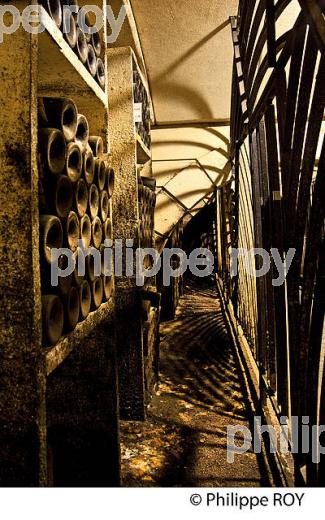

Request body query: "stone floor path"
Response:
[120, 281, 271, 487]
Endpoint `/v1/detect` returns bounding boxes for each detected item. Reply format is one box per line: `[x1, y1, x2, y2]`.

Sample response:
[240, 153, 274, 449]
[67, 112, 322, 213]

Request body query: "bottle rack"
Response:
[0, 0, 119, 486]
[38, 5, 107, 104]
[38, 1, 115, 376]
[133, 58, 151, 152]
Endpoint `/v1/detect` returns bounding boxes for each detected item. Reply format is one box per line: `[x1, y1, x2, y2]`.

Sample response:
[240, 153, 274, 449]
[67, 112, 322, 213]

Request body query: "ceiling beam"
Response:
[152, 120, 230, 130]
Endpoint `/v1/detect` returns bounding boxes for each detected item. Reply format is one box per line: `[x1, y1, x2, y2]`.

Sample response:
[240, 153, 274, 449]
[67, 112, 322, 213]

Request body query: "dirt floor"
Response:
[120, 281, 271, 487]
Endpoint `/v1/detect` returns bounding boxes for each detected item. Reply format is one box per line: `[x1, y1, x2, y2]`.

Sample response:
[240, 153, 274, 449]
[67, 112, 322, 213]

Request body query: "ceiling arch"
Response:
[129, 0, 238, 237]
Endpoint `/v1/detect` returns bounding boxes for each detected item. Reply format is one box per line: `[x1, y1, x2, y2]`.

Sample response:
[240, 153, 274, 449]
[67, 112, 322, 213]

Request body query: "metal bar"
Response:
[285, 28, 318, 234]
[230, 16, 249, 124]
[266, 0, 277, 66]
[258, 118, 277, 392]
[298, 0, 325, 53]
[294, 57, 325, 276]
[265, 102, 289, 415]
[235, 13, 305, 146]
[250, 129, 268, 388]
[157, 186, 190, 211]
[298, 137, 325, 417]
[243, 0, 266, 81]
[249, 31, 288, 109]
[151, 120, 230, 129]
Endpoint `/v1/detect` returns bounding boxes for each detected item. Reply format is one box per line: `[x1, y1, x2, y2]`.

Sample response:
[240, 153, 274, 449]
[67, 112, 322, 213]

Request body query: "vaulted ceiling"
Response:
[130, 0, 238, 125]
[129, 0, 238, 238]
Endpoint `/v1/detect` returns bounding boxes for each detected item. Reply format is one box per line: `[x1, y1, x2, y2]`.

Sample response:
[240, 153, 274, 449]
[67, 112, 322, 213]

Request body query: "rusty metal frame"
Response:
[229, 0, 325, 485]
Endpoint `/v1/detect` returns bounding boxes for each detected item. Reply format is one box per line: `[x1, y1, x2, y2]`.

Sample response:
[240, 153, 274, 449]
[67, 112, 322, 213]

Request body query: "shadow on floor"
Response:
[120, 280, 272, 487]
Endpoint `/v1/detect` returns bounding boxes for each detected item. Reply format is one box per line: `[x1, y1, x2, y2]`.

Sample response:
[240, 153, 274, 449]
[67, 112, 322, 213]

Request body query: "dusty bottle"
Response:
[42, 294, 64, 346]
[41, 97, 78, 142]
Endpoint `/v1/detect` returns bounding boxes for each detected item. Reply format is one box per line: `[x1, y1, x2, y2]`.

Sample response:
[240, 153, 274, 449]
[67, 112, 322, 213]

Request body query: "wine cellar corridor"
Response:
[120, 280, 271, 487]
[0, 0, 324, 488]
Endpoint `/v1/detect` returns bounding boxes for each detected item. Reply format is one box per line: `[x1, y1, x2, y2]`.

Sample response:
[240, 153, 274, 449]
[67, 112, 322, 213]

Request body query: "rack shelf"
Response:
[46, 296, 114, 376]
[0, 0, 119, 487]
[38, 7, 107, 107]
[109, 0, 148, 81]
[132, 50, 152, 163]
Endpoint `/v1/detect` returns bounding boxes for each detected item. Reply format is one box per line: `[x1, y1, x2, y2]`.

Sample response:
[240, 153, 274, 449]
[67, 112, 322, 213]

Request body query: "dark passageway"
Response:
[120, 281, 272, 487]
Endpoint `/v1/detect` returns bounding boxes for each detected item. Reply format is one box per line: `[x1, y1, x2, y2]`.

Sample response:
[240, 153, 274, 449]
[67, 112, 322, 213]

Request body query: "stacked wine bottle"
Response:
[133, 68, 151, 150]
[41, 0, 106, 89]
[38, 96, 115, 346]
[138, 177, 156, 270]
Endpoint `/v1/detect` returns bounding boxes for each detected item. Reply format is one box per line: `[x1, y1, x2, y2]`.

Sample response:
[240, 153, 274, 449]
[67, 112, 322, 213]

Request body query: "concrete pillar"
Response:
[0, 8, 47, 485]
[107, 47, 151, 420]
